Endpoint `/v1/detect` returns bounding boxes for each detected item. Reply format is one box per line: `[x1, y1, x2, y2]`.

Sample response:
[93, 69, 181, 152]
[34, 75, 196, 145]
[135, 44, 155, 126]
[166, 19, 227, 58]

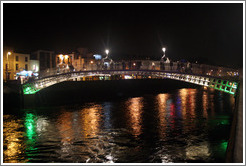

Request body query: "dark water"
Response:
[3, 87, 235, 163]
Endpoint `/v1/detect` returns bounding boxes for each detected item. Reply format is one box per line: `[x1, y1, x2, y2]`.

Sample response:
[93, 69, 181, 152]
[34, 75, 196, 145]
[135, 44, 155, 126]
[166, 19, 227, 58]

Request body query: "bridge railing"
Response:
[35, 61, 239, 81]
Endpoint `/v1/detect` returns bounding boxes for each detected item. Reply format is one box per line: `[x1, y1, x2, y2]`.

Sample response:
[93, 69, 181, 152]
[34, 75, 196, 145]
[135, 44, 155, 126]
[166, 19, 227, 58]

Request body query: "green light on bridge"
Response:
[23, 86, 40, 94]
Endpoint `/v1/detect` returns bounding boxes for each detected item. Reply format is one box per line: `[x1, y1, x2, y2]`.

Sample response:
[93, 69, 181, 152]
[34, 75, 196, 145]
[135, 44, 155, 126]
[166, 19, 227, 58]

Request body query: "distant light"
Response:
[124, 75, 133, 79]
[17, 70, 33, 76]
[59, 54, 64, 60]
[105, 49, 109, 55]
[7, 52, 11, 55]
[133, 63, 136, 66]
[33, 73, 38, 76]
[93, 54, 102, 60]
[162, 47, 166, 52]
[64, 55, 69, 59]
[90, 61, 94, 64]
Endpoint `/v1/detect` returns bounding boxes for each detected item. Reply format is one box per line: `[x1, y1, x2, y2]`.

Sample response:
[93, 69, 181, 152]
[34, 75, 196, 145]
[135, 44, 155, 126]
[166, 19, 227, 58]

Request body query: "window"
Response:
[16, 64, 19, 70]
[16, 56, 19, 61]
[25, 57, 28, 62]
[25, 64, 28, 70]
[5, 64, 8, 70]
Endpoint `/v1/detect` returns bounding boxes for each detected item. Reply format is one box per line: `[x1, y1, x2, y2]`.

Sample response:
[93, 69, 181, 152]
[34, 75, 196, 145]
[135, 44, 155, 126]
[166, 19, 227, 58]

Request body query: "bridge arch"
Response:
[22, 70, 238, 96]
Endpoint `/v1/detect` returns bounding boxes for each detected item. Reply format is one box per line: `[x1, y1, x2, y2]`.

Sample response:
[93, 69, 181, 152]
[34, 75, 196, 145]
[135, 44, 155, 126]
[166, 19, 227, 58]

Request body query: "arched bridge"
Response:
[22, 69, 239, 96]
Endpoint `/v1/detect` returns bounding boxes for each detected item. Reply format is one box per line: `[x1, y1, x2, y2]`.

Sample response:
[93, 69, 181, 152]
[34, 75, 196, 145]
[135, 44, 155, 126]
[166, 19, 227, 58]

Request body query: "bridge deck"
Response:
[22, 69, 239, 96]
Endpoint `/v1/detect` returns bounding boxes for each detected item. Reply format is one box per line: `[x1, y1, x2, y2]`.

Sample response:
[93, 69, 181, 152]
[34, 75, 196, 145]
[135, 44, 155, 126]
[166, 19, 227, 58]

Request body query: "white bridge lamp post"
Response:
[105, 49, 109, 58]
[161, 47, 166, 60]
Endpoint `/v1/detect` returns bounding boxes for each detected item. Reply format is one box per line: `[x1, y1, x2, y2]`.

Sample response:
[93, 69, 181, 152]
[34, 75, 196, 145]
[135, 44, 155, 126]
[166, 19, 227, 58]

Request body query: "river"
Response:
[3, 87, 235, 163]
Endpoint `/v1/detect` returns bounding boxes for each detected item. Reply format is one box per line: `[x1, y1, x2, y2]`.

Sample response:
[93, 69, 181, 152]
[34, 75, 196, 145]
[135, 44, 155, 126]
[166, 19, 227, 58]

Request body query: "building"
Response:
[30, 50, 56, 71]
[56, 53, 75, 73]
[74, 48, 95, 70]
[3, 48, 31, 81]
[56, 48, 99, 71]
[29, 60, 40, 73]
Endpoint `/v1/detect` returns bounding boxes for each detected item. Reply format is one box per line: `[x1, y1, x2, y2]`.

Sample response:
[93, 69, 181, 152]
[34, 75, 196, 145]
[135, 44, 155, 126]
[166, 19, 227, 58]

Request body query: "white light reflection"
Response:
[103, 102, 112, 129]
[36, 117, 49, 134]
[185, 141, 210, 160]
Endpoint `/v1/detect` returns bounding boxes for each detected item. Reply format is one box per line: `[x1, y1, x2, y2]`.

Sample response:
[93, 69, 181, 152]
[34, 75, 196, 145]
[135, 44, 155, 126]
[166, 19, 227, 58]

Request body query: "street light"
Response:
[105, 49, 109, 58]
[162, 47, 166, 60]
[6, 52, 11, 81]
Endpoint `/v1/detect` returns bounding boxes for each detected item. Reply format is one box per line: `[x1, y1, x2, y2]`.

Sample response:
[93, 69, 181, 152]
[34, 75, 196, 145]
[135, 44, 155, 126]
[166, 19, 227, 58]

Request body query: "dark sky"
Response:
[3, 3, 243, 68]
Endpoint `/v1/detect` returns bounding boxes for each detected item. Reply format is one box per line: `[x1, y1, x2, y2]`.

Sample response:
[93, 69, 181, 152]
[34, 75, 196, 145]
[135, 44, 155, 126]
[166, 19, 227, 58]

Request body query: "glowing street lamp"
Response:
[59, 54, 64, 60]
[161, 47, 166, 60]
[162, 47, 166, 53]
[105, 49, 109, 58]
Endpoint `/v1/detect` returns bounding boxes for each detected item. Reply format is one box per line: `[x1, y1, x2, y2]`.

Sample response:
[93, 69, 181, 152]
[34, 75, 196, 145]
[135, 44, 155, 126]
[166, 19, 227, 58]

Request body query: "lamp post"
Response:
[161, 47, 166, 60]
[6, 52, 11, 81]
[105, 49, 109, 58]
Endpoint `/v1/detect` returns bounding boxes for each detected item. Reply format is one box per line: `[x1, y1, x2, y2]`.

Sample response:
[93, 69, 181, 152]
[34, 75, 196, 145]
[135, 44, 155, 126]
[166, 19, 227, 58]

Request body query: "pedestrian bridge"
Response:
[22, 69, 239, 96]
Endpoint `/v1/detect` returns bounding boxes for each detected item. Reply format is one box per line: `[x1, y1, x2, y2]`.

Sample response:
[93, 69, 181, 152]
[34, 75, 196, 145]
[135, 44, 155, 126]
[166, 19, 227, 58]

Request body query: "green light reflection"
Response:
[24, 113, 38, 155]
[221, 141, 228, 152]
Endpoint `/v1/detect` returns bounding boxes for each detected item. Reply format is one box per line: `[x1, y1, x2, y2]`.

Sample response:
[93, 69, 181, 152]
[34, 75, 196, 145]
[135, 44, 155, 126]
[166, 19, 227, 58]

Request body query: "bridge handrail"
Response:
[23, 61, 239, 85]
[23, 69, 239, 86]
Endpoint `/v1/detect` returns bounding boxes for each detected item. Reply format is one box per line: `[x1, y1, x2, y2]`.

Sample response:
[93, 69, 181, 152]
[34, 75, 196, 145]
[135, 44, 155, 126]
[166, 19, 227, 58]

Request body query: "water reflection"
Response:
[157, 93, 169, 138]
[80, 104, 102, 138]
[103, 102, 112, 129]
[57, 111, 74, 144]
[188, 89, 197, 119]
[203, 91, 209, 118]
[125, 97, 143, 137]
[185, 141, 210, 161]
[179, 89, 197, 131]
[179, 89, 188, 119]
[3, 88, 234, 163]
[3, 115, 27, 163]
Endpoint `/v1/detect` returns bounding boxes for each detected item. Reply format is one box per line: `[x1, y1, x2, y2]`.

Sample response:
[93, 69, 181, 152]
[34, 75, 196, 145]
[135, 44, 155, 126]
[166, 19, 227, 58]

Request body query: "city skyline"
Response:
[3, 2, 243, 68]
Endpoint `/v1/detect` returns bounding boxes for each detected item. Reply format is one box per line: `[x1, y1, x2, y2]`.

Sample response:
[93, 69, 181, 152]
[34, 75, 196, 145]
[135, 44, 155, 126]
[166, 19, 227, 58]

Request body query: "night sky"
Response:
[3, 3, 243, 68]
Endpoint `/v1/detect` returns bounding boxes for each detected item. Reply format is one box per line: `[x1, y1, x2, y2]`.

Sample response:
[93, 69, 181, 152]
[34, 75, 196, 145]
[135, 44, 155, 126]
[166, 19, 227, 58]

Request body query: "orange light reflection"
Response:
[3, 116, 27, 163]
[126, 97, 143, 137]
[80, 105, 103, 138]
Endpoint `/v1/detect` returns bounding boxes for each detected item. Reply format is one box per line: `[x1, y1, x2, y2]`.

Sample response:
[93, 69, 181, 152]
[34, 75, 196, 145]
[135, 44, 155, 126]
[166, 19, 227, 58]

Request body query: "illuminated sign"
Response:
[93, 54, 102, 60]
[16, 70, 33, 77]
